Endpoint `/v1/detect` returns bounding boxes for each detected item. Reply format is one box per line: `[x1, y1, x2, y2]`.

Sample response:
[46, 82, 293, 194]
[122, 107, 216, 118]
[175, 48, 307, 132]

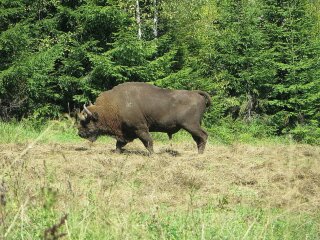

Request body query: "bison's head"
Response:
[77, 104, 101, 142]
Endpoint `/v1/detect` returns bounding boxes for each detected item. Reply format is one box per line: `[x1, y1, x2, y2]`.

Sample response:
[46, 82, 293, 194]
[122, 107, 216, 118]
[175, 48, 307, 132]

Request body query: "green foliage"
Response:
[204, 0, 274, 120]
[0, 24, 31, 69]
[290, 121, 320, 145]
[262, 0, 320, 131]
[0, 0, 319, 143]
[208, 117, 278, 144]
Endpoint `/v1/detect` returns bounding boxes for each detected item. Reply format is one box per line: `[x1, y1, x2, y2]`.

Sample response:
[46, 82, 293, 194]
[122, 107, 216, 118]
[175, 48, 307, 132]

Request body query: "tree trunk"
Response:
[136, 0, 142, 39]
[153, 0, 158, 38]
[245, 93, 256, 121]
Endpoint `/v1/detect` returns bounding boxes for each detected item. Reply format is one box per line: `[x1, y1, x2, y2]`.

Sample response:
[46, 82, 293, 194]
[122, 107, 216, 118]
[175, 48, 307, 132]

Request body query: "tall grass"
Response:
[0, 120, 80, 144]
[3, 187, 320, 239]
[0, 121, 39, 143]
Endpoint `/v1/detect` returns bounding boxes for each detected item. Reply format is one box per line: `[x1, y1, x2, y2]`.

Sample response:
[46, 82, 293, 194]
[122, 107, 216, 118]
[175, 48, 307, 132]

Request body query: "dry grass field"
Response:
[1, 136, 320, 239]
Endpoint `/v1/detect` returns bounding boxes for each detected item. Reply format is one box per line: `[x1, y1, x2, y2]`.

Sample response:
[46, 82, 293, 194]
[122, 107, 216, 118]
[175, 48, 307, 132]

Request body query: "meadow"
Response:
[0, 120, 320, 239]
[1, 1, 320, 239]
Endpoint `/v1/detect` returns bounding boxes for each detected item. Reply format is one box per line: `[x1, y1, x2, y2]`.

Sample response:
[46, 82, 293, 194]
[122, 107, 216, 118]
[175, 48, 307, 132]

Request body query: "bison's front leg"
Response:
[115, 140, 127, 153]
[135, 129, 154, 155]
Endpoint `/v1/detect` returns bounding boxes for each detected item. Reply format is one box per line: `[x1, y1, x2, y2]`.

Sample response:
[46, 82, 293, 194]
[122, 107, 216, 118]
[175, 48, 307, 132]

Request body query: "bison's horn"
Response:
[83, 104, 93, 116]
[89, 101, 93, 106]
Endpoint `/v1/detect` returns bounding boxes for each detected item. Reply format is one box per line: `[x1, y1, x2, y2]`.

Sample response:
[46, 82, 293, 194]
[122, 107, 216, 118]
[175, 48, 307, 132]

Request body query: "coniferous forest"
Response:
[1, 0, 320, 143]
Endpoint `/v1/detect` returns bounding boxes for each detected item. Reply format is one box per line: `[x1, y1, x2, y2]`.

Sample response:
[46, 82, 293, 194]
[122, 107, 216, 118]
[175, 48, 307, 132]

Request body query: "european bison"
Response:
[77, 82, 211, 154]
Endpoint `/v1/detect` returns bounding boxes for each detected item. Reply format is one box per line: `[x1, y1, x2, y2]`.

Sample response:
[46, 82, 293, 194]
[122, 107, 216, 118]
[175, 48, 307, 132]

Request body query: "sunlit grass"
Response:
[4, 200, 319, 239]
[0, 121, 40, 143]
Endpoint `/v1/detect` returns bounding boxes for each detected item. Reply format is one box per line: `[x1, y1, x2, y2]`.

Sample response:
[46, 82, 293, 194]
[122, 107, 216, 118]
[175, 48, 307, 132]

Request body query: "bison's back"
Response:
[95, 82, 208, 132]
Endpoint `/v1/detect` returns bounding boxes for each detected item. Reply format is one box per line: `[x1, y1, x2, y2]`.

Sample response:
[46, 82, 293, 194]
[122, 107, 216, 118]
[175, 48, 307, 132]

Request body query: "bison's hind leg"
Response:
[135, 129, 154, 155]
[182, 124, 208, 154]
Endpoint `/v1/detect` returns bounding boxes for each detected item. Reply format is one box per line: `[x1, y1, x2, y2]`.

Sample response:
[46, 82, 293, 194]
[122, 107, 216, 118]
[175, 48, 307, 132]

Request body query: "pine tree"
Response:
[205, 0, 273, 120]
[262, 0, 320, 131]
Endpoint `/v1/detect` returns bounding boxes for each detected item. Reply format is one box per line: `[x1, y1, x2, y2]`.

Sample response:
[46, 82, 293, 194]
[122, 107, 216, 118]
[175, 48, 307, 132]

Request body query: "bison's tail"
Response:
[197, 91, 212, 108]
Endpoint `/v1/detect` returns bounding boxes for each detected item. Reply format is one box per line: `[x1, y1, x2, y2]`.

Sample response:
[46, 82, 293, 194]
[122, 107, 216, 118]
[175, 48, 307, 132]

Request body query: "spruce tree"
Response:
[206, 0, 273, 120]
[262, 0, 320, 132]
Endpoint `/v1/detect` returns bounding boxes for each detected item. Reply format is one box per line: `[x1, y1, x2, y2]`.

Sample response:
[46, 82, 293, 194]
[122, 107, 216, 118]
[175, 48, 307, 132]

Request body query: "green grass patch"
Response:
[4, 200, 319, 240]
[0, 120, 82, 144]
[207, 118, 295, 145]
[0, 121, 39, 143]
[0, 120, 115, 144]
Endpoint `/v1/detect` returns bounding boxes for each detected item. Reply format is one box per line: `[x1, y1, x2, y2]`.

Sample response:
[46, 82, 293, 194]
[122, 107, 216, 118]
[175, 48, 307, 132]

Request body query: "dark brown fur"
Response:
[77, 82, 211, 154]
